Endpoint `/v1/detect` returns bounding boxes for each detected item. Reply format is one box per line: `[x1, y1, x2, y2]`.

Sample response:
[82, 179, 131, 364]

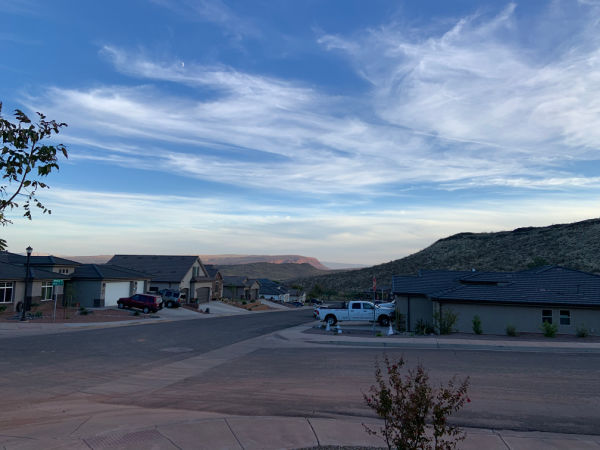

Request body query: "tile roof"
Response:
[392, 270, 475, 295]
[257, 279, 288, 296]
[222, 276, 248, 287]
[0, 252, 80, 266]
[394, 266, 600, 307]
[0, 261, 69, 281]
[71, 264, 151, 280]
[108, 255, 200, 283]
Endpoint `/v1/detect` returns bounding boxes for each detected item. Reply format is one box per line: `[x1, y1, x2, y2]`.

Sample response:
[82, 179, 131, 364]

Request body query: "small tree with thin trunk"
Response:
[0, 102, 68, 249]
[364, 355, 470, 450]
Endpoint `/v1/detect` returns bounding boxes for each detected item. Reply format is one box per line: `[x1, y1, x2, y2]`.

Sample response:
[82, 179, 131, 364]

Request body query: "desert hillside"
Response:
[296, 218, 600, 293]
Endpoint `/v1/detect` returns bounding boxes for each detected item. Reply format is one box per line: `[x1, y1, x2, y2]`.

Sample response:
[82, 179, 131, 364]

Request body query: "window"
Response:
[351, 302, 361, 309]
[0, 282, 13, 303]
[560, 310, 571, 325]
[192, 266, 200, 277]
[542, 309, 553, 324]
[363, 303, 374, 310]
[41, 281, 53, 301]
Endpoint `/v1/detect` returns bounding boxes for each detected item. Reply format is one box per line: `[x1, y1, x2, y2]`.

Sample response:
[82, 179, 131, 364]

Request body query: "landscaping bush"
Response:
[472, 315, 483, 335]
[576, 324, 589, 338]
[541, 321, 558, 338]
[434, 309, 458, 335]
[414, 319, 434, 335]
[363, 355, 470, 450]
[506, 324, 517, 337]
[0, 305, 6, 312]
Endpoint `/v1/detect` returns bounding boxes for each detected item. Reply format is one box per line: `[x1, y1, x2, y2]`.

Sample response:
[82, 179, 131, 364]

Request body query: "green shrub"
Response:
[242, 300, 247, 305]
[34, 311, 42, 318]
[576, 324, 589, 338]
[133, 310, 140, 316]
[0, 305, 6, 312]
[415, 319, 434, 335]
[472, 315, 483, 335]
[506, 325, 517, 337]
[364, 355, 470, 450]
[541, 321, 558, 338]
[434, 309, 458, 335]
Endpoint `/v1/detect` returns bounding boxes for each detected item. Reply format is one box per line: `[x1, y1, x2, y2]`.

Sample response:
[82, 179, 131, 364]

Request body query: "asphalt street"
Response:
[1, 309, 599, 436]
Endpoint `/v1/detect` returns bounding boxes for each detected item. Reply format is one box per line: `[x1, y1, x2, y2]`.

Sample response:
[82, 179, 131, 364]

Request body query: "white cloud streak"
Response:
[3, 187, 599, 264]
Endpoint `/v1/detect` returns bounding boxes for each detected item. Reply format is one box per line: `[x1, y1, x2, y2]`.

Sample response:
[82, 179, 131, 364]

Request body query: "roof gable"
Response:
[108, 255, 200, 282]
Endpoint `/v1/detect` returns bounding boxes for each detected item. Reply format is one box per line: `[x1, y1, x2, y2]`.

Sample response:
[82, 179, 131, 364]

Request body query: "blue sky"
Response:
[1, 0, 600, 265]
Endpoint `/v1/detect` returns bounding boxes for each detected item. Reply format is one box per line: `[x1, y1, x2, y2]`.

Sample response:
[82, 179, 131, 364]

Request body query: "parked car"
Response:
[291, 301, 304, 308]
[117, 294, 162, 314]
[315, 300, 394, 326]
[158, 289, 185, 308]
[309, 298, 322, 305]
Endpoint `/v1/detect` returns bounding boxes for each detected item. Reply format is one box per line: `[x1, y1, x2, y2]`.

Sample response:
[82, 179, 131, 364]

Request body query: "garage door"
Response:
[196, 287, 211, 303]
[104, 282, 131, 307]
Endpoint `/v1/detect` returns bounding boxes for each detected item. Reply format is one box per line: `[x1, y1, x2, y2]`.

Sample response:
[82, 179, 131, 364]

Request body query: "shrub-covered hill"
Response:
[217, 262, 328, 281]
[296, 218, 600, 293]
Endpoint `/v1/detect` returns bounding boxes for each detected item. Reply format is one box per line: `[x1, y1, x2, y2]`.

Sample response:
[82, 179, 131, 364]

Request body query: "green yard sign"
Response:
[52, 279, 64, 286]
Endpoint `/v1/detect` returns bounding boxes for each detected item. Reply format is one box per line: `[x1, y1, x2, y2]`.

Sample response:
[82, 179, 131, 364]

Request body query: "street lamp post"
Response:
[19, 246, 33, 321]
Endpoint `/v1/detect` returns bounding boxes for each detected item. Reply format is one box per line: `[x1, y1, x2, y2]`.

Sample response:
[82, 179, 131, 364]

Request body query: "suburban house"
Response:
[108, 255, 214, 303]
[222, 276, 260, 300]
[0, 260, 70, 311]
[392, 266, 600, 335]
[287, 287, 306, 303]
[70, 264, 151, 308]
[257, 279, 289, 301]
[204, 264, 223, 300]
[0, 252, 78, 311]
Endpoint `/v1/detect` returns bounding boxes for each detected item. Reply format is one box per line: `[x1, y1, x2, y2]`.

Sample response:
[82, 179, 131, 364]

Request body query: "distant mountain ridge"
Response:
[199, 254, 329, 270]
[62, 253, 331, 271]
[296, 218, 600, 293]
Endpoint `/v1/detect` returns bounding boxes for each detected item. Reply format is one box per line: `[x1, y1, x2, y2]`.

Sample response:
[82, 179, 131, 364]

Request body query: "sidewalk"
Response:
[284, 322, 600, 353]
[1, 408, 598, 449]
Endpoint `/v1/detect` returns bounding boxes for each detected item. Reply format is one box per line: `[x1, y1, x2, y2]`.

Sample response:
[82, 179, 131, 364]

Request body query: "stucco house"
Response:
[108, 255, 213, 303]
[204, 264, 223, 301]
[0, 252, 79, 311]
[222, 276, 259, 300]
[257, 279, 289, 301]
[70, 264, 151, 308]
[0, 260, 70, 311]
[392, 266, 600, 336]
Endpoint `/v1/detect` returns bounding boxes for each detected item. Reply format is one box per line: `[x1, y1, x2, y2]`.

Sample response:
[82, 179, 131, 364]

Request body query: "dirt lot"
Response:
[0, 301, 155, 324]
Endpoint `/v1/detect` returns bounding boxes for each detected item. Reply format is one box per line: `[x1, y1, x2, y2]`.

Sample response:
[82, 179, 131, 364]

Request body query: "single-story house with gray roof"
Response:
[70, 264, 152, 308]
[108, 255, 213, 303]
[392, 266, 600, 335]
[0, 260, 71, 312]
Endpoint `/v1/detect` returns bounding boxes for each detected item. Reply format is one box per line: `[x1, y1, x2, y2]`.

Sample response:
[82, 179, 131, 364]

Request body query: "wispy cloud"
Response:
[149, 0, 260, 41]
[3, 187, 599, 264]
[320, 2, 600, 158]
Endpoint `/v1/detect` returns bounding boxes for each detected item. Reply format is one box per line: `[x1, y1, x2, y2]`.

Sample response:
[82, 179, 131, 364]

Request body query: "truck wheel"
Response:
[325, 315, 337, 326]
[167, 300, 174, 308]
[118, 302, 124, 309]
[379, 315, 390, 327]
[143, 307, 150, 314]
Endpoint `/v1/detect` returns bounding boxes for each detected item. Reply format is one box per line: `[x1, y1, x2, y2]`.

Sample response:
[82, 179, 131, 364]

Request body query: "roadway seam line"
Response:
[156, 426, 182, 450]
[494, 430, 511, 450]
[224, 418, 245, 450]
[306, 417, 321, 447]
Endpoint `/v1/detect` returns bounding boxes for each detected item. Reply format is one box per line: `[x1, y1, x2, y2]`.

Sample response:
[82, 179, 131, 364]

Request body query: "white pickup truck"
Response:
[316, 301, 394, 327]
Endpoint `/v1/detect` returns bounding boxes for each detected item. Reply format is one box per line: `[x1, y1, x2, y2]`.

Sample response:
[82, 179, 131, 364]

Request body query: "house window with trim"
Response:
[0, 282, 13, 303]
[41, 281, 53, 301]
[192, 266, 199, 277]
[560, 310, 571, 326]
[542, 309, 553, 324]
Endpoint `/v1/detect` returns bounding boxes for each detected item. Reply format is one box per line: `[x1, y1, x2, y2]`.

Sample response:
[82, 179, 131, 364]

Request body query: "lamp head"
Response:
[26, 246, 32, 256]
